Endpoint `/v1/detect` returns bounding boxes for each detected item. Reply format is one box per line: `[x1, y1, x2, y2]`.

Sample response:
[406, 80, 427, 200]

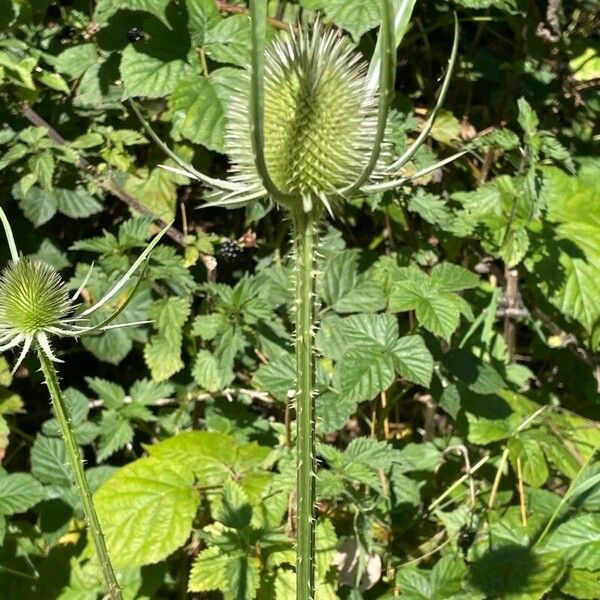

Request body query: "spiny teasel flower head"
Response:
[0, 259, 71, 335]
[0, 257, 80, 371]
[0, 205, 170, 374]
[150, 3, 461, 215]
[225, 22, 383, 210]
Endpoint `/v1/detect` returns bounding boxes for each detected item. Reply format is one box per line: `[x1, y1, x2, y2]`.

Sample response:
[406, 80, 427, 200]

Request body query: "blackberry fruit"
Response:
[219, 239, 243, 261]
[457, 525, 476, 558]
[127, 26, 146, 43]
[60, 25, 77, 39]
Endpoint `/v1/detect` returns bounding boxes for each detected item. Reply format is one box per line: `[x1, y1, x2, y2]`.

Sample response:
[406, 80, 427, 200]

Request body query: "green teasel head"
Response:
[226, 20, 386, 213]
[0, 206, 170, 374]
[148, 1, 461, 215]
[0, 259, 72, 335]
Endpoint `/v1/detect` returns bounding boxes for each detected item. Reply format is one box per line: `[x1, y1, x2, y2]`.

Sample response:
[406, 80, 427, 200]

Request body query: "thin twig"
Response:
[428, 454, 489, 512]
[516, 457, 527, 527]
[403, 531, 451, 566]
[87, 387, 272, 409]
[488, 446, 510, 509]
[216, 1, 290, 30]
[381, 390, 390, 440]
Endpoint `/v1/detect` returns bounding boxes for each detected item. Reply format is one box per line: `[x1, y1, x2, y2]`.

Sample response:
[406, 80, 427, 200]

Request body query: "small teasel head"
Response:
[0, 257, 76, 371]
[225, 21, 383, 211]
[0, 258, 71, 335]
[0, 205, 171, 373]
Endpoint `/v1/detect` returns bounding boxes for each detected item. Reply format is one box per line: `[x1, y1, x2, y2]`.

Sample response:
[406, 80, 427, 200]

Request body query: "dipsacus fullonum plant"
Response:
[0, 206, 169, 600]
[137, 1, 459, 597]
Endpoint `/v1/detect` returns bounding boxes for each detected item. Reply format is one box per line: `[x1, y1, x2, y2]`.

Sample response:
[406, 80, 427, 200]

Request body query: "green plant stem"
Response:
[292, 207, 317, 600]
[37, 349, 123, 600]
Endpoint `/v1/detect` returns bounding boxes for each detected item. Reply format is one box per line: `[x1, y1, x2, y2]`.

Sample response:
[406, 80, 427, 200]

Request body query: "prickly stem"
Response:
[292, 206, 317, 600]
[37, 348, 123, 600]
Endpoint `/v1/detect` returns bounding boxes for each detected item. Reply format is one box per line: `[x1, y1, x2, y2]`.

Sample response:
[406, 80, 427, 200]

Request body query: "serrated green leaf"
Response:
[561, 568, 600, 599]
[130, 379, 174, 405]
[170, 75, 227, 152]
[407, 191, 452, 226]
[509, 437, 549, 488]
[0, 143, 28, 171]
[339, 345, 395, 402]
[94, 0, 171, 24]
[31, 435, 73, 487]
[145, 297, 191, 381]
[30, 239, 70, 270]
[325, 0, 381, 41]
[28, 151, 54, 190]
[538, 513, 600, 569]
[317, 391, 357, 434]
[144, 337, 184, 382]
[321, 250, 386, 314]
[54, 187, 103, 218]
[191, 313, 227, 340]
[430, 110, 461, 144]
[431, 263, 480, 292]
[204, 15, 252, 67]
[192, 350, 222, 393]
[397, 555, 467, 600]
[316, 518, 338, 582]
[391, 335, 434, 386]
[188, 546, 229, 592]
[186, 0, 220, 45]
[148, 431, 268, 485]
[86, 377, 125, 409]
[52, 44, 99, 79]
[14, 183, 57, 226]
[214, 480, 252, 530]
[223, 554, 260, 600]
[120, 24, 194, 98]
[467, 414, 517, 445]
[96, 412, 134, 462]
[389, 279, 462, 341]
[253, 352, 294, 403]
[95, 456, 199, 567]
[555, 255, 600, 334]
[0, 473, 45, 515]
[517, 97, 539, 135]
[445, 349, 505, 394]
[339, 312, 399, 350]
[83, 326, 133, 366]
[344, 437, 399, 471]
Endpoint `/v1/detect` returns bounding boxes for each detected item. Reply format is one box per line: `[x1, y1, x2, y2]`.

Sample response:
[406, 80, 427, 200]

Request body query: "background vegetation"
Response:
[0, 0, 599, 598]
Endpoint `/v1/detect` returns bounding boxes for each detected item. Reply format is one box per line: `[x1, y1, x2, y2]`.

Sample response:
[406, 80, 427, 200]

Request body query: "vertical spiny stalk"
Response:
[292, 207, 317, 600]
[37, 349, 123, 600]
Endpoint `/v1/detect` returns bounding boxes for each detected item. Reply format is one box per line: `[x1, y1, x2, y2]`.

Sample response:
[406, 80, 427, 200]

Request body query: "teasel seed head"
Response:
[0, 259, 71, 335]
[225, 22, 382, 210]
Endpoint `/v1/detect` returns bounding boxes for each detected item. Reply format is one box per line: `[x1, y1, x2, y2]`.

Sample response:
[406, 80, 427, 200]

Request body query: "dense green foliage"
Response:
[1, 0, 599, 598]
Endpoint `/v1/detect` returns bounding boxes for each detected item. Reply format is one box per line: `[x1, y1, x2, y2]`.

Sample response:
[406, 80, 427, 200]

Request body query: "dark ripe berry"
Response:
[457, 525, 476, 558]
[59, 25, 77, 39]
[219, 239, 243, 261]
[127, 26, 147, 43]
[46, 3, 61, 20]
